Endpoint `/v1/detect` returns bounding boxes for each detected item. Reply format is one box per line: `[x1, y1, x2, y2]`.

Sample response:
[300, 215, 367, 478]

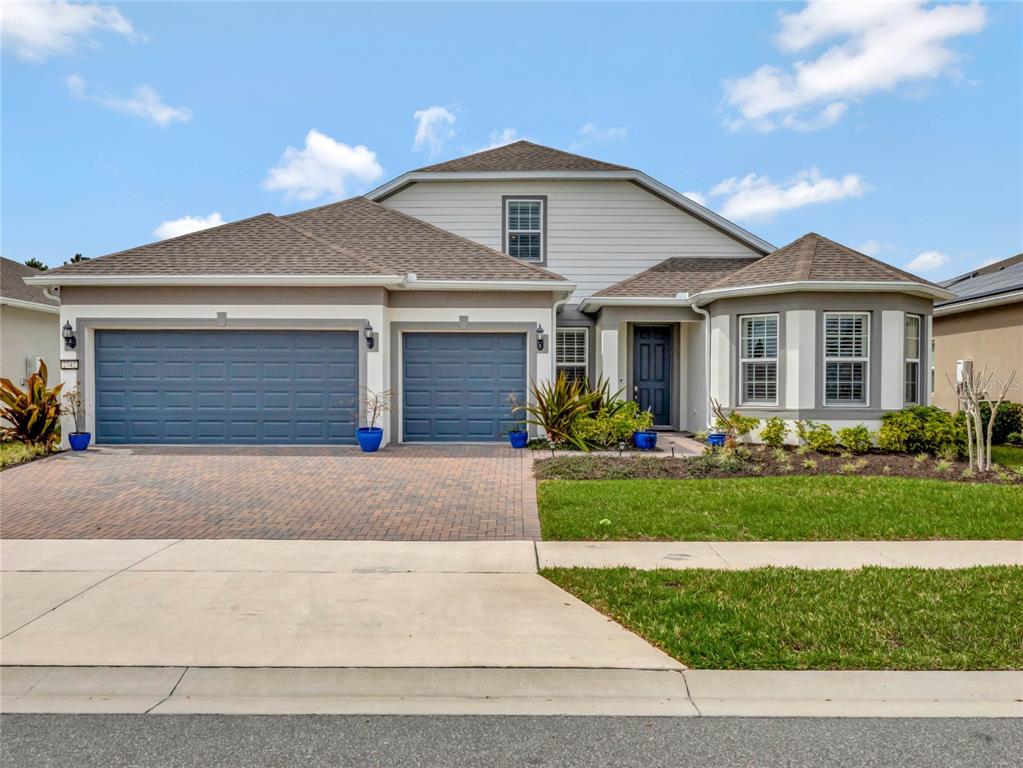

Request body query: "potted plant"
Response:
[631, 405, 658, 450]
[64, 386, 90, 451]
[356, 387, 391, 452]
[506, 393, 529, 448]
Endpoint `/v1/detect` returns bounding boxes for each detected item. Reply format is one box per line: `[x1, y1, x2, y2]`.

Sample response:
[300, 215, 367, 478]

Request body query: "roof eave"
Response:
[400, 276, 576, 293]
[367, 170, 775, 255]
[0, 296, 60, 314]
[691, 280, 955, 306]
[934, 288, 1023, 316]
[578, 295, 692, 312]
[24, 274, 405, 288]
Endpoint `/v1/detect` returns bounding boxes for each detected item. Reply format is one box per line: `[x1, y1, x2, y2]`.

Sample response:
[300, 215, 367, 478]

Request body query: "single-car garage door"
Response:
[402, 332, 526, 442]
[95, 329, 358, 445]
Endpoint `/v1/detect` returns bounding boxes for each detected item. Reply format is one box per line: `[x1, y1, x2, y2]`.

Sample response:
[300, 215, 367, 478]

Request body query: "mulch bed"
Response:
[534, 446, 1023, 485]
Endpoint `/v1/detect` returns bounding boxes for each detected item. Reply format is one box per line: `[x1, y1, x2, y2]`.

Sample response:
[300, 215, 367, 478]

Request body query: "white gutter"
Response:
[691, 280, 954, 305]
[933, 288, 1023, 317]
[24, 274, 406, 288]
[367, 170, 775, 255]
[0, 297, 60, 314]
[578, 295, 692, 312]
[398, 275, 576, 292]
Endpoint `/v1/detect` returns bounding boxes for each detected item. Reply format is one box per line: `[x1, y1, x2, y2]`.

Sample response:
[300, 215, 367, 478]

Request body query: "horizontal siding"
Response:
[381, 180, 760, 301]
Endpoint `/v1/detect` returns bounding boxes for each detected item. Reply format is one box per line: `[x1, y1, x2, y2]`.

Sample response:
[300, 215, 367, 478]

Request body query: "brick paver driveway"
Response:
[0, 445, 539, 541]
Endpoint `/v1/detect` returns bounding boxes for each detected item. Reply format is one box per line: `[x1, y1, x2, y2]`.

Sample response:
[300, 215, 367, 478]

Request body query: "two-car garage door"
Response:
[93, 329, 527, 445]
[95, 330, 359, 444]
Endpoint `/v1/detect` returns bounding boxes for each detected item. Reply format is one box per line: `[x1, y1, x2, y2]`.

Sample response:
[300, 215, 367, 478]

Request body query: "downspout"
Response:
[691, 300, 712, 431]
[43, 286, 61, 302]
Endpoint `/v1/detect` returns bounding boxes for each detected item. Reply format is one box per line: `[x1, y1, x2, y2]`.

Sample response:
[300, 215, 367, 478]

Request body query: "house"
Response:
[24, 141, 951, 447]
[931, 253, 1023, 410]
[1, 257, 59, 388]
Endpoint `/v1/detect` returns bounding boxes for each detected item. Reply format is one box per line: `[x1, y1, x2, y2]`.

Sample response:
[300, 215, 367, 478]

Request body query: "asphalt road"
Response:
[2, 715, 1021, 768]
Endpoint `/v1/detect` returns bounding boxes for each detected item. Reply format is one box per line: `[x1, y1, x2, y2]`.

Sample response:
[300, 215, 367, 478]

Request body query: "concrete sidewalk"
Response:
[537, 540, 1023, 570]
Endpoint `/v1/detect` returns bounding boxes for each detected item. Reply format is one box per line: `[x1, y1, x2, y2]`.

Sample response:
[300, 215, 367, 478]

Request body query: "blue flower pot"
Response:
[68, 432, 91, 451]
[633, 430, 657, 450]
[706, 432, 726, 447]
[356, 427, 384, 453]
[508, 430, 529, 449]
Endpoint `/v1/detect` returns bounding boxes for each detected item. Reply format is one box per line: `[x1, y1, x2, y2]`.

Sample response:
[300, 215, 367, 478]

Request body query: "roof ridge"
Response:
[269, 213, 386, 275]
[795, 233, 820, 280]
[353, 198, 569, 281]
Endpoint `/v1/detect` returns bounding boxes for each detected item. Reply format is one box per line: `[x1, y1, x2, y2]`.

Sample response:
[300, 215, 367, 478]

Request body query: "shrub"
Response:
[979, 401, 1023, 445]
[1006, 432, 1023, 446]
[572, 400, 654, 449]
[800, 420, 837, 452]
[878, 406, 967, 456]
[0, 361, 63, 447]
[713, 409, 761, 443]
[760, 416, 788, 448]
[836, 424, 874, 454]
[518, 373, 599, 450]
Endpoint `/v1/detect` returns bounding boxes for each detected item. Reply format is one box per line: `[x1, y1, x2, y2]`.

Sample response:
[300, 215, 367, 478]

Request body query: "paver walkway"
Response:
[0, 445, 539, 541]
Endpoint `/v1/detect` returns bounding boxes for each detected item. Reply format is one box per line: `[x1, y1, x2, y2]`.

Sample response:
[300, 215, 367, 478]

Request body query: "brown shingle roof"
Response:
[413, 140, 633, 173]
[283, 197, 565, 281]
[592, 257, 760, 298]
[39, 198, 568, 283]
[1, 257, 59, 306]
[706, 233, 943, 292]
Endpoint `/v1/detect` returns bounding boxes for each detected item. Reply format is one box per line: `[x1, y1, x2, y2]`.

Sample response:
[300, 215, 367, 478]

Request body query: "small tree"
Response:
[25, 258, 48, 271]
[64, 387, 87, 434]
[948, 366, 1016, 471]
[359, 387, 392, 430]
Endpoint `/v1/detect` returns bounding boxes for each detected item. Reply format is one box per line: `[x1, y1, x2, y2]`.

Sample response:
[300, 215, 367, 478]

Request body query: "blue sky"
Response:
[3, 1, 1020, 279]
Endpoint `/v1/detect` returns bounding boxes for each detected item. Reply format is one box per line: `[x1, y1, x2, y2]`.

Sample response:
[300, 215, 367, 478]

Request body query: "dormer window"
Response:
[504, 197, 545, 261]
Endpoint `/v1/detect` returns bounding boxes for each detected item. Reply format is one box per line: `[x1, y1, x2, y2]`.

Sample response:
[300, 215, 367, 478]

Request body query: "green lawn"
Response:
[0, 441, 53, 470]
[993, 444, 1023, 469]
[538, 476, 1023, 541]
[543, 566, 1023, 670]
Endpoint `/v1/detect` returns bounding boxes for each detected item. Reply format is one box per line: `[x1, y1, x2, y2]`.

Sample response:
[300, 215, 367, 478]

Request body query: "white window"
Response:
[739, 314, 778, 405]
[824, 312, 870, 405]
[505, 199, 543, 260]
[904, 314, 921, 405]
[556, 328, 587, 384]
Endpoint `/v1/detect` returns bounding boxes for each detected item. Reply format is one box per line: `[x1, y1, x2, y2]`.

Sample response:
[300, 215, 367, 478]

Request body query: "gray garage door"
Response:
[402, 332, 526, 442]
[95, 329, 359, 445]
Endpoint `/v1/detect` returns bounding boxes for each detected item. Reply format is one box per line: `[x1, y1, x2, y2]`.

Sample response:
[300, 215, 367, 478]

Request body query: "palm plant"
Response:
[515, 372, 598, 450]
[0, 360, 63, 446]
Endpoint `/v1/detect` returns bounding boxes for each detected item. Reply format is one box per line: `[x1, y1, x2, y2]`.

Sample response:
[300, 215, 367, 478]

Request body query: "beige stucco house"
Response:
[1, 257, 59, 388]
[24, 141, 952, 447]
[932, 254, 1023, 410]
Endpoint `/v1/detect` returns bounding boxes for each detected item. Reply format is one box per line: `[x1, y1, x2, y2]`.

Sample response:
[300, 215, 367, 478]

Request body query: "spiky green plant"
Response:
[0, 360, 63, 446]
[515, 373, 599, 451]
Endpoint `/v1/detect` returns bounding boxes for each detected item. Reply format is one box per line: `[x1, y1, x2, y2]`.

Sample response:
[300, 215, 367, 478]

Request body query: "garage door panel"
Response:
[95, 330, 358, 445]
[402, 332, 526, 442]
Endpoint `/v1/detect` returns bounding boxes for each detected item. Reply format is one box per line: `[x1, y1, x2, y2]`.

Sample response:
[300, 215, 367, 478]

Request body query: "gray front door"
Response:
[633, 326, 672, 427]
[94, 329, 359, 444]
[402, 332, 526, 442]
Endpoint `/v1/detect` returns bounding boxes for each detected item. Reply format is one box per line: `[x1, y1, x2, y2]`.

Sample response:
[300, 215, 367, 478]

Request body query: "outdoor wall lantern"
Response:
[364, 321, 375, 350]
[62, 321, 77, 350]
[536, 324, 546, 352]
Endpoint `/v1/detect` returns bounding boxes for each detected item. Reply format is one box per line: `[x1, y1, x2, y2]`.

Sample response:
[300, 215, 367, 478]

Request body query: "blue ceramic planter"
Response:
[508, 430, 529, 449]
[706, 432, 726, 447]
[356, 427, 384, 452]
[68, 432, 91, 451]
[633, 430, 657, 450]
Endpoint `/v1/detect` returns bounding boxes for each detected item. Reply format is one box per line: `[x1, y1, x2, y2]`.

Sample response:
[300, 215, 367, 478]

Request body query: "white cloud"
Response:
[855, 239, 894, 257]
[263, 129, 383, 201]
[67, 74, 191, 126]
[412, 106, 457, 157]
[1, 1, 141, 62]
[153, 213, 225, 240]
[479, 128, 522, 151]
[569, 122, 629, 150]
[724, 1, 988, 132]
[691, 167, 870, 222]
[906, 250, 951, 273]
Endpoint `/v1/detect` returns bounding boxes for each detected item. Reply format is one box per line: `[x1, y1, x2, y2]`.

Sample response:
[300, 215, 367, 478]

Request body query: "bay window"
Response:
[739, 314, 778, 405]
[824, 312, 869, 405]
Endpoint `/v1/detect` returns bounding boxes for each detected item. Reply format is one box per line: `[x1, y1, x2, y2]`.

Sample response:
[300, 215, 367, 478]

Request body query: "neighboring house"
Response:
[25, 141, 951, 446]
[1, 257, 59, 387]
[931, 253, 1023, 410]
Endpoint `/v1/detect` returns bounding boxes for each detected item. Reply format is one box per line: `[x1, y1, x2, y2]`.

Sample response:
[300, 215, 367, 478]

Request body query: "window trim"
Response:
[556, 327, 588, 383]
[904, 313, 921, 406]
[502, 195, 547, 263]
[738, 313, 779, 407]
[822, 311, 871, 407]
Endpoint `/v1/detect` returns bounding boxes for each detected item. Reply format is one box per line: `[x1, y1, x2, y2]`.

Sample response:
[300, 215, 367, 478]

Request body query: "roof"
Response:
[938, 253, 1023, 306]
[413, 140, 634, 173]
[1, 257, 59, 308]
[592, 257, 760, 298]
[705, 233, 945, 293]
[34, 198, 568, 285]
[283, 197, 563, 282]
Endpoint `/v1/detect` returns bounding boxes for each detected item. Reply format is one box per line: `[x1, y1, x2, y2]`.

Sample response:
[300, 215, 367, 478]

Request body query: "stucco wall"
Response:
[0, 304, 59, 386]
[932, 302, 1023, 410]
